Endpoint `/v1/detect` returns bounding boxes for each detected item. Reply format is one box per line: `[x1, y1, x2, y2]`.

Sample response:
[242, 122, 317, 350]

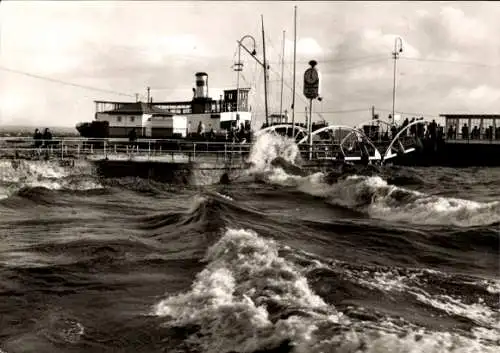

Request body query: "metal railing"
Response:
[444, 133, 500, 144]
[0, 135, 438, 164]
[0, 136, 384, 164]
[0, 137, 253, 163]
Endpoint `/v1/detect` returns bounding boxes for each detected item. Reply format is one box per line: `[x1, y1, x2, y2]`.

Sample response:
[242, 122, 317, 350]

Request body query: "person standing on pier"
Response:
[128, 128, 137, 152]
[461, 124, 469, 140]
[42, 128, 52, 147]
[128, 128, 137, 142]
[33, 129, 42, 148]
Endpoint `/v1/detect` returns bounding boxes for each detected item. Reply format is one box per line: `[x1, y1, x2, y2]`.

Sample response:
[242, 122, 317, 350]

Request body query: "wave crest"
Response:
[153, 227, 499, 352]
[154, 228, 338, 353]
[318, 175, 500, 227]
[0, 160, 102, 200]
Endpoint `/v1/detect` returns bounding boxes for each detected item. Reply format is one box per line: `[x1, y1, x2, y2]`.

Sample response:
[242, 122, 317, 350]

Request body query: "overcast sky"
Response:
[1, 1, 499, 129]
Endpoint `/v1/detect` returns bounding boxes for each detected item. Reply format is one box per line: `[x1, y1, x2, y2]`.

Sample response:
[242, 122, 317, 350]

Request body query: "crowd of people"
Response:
[449, 123, 500, 140]
[32, 128, 53, 148]
[188, 120, 252, 143]
[367, 116, 444, 142]
[369, 115, 500, 142]
[124, 121, 253, 144]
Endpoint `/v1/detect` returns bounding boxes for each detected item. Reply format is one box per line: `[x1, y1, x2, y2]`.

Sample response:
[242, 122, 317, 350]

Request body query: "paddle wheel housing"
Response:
[255, 124, 308, 142]
[382, 119, 433, 162]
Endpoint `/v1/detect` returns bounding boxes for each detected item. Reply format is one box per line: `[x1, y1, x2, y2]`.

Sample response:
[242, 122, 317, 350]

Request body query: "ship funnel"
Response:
[194, 72, 208, 99]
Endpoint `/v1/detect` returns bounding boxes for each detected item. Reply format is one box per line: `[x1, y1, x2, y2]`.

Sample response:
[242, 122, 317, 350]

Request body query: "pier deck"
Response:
[0, 137, 371, 164]
[0, 137, 252, 163]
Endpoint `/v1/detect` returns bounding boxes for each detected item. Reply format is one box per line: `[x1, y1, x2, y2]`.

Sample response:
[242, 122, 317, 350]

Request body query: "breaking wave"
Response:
[300, 174, 500, 227]
[246, 134, 500, 227]
[0, 160, 102, 200]
[154, 226, 499, 353]
[1, 134, 498, 353]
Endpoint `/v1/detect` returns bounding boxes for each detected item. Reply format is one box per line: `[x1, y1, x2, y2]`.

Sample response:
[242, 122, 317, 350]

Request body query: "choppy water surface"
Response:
[0, 134, 498, 353]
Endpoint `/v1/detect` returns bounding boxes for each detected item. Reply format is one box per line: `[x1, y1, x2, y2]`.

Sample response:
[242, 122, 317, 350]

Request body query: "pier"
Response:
[0, 137, 256, 184]
[0, 136, 380, 183]
[0, 137, 253, 163]
[4, 122, 499, 178]
[0, 136, 382, 164]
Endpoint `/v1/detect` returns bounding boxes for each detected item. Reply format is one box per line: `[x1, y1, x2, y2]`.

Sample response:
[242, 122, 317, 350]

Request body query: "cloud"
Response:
[297, 37, 327, 56]
[142, 35, 207, 64]
[0, 3, 90, 74]
[440, 6, 487, 46]
[347, 64, 387, 81]
[1, 1, 500, 129]
[448, 85, 500, 104]
[361, 29, 419, 58]
[0, 91, 26, 119]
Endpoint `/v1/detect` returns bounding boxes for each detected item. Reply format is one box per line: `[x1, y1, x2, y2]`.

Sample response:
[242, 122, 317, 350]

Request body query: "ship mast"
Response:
[279, 30, 286, 121]
[261, 15, 269, 126]
[291, 5, 297, 136]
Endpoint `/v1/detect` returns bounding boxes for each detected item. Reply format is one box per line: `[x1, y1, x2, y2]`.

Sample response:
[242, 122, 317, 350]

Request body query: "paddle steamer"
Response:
[77, 72, 252, 143]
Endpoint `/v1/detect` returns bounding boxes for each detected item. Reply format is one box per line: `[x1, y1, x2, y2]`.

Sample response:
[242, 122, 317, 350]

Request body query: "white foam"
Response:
[245, 133, 313, 186]
[465, 279, 500, 294]
[154, 227, 341, 353]
[245, 139, 500, 227]
[0, 160, 102, 198]
[309, 329, 499, 353]
[153, 227, 499, 352]
[370, 175, 499, 227]
[186, 195, 209, 213]
[349, 266, 500, 333]
[247, 133, 300, 173]
[0, 160, 68, 181]
[247, 133, 326, 187]
[413, 293, 500, 329]
[214, 191, 234, 201]
[485, 281, 500, 294]
[244, 134, 500, 226]
[0, 187, 9, 200]
[299, 174, 500, 227]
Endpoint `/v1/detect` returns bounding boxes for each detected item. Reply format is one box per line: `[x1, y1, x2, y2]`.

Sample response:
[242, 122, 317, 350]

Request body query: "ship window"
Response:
[130, 116, 135, 123]
[117, 116, 122, 122]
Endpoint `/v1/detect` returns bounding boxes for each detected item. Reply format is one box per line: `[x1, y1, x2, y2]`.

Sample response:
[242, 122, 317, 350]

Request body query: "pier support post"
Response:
[308, 98, 313, 160]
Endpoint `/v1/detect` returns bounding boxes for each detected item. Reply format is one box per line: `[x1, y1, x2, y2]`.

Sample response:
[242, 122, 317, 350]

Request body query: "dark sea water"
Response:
[0, 135, 499, 353]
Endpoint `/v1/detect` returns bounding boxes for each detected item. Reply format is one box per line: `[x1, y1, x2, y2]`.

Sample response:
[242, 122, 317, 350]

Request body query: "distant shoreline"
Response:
[0, 125, 79, 137]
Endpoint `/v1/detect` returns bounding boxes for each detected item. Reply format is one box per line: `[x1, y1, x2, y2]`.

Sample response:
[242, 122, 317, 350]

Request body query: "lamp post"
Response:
[236, 25, 270, 126]
[235, 35, 257, 113]
[391, 37, 403, 125]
